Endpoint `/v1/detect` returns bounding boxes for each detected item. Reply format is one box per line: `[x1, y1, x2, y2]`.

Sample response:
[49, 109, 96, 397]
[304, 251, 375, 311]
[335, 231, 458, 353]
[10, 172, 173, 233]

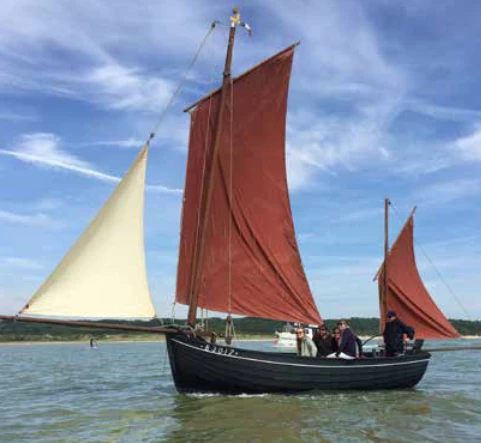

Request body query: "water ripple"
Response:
[1, 340, 480, 442]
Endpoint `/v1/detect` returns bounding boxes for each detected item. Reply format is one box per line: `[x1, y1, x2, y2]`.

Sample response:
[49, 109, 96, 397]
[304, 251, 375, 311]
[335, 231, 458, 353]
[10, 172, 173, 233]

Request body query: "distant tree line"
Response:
[1, 317, 480, 342]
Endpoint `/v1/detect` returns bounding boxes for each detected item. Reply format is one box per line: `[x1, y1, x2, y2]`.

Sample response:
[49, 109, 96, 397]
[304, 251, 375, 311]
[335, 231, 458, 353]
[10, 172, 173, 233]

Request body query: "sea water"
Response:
[1, 339, 480, 442]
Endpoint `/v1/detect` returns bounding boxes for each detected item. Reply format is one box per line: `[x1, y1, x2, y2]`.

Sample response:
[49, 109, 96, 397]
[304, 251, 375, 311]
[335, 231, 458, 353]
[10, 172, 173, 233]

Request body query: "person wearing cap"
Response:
[383, 310, 414, 357]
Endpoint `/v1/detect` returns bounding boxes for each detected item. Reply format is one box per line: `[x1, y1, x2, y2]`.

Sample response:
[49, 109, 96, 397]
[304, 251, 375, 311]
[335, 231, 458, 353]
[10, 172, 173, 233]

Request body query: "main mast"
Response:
[380, 197, 389, 332]
[187, 9, 239, 325]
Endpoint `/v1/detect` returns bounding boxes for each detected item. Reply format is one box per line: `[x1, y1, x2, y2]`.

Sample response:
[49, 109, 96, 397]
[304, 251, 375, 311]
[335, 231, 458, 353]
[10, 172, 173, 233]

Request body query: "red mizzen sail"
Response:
[176, 45, 321, 325]
[378, 216, 459, 339]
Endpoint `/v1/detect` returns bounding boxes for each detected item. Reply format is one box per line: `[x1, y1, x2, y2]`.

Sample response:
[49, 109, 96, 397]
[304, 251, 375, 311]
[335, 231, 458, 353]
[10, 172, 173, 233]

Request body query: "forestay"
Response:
[20, 146, 156, 319]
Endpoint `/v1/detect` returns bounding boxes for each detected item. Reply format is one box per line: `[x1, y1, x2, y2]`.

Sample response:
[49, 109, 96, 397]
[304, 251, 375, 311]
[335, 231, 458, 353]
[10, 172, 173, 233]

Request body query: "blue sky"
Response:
[1, 0, 480, 320]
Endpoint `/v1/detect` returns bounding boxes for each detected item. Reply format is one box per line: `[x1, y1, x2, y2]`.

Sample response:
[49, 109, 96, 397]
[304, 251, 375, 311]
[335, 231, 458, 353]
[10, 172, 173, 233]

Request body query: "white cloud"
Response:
[1, 1, 480, 318]
[8, 133, 90, 168]
[269, 0, 403, 94]
[286, 144, 322, 191]
[285, 102, 397, 190]
[413, 178, 481, 206]
[86, 113, 189, 153]
[297, 232, 315, 243]
[0, 62, 176, 112]
[79, 63, 174, 112]
[270, 0, 407, 190]
[0, 133, 182, 193]
[32, 198, 63, 211]
[146, 184, 182, 194]
[0, 134, 118, 183]
[0, 256, 42, 270]
[0, 111, 36, 121]
[0, 0, 221, 112]
[339, 207, 384, 222]
[393, 155, 452, 177]
[407, 100, 481, 122]
[453, 127, 481, 161]
[89, 138, 145, 149]
[0, 209, 52, 226]
[0, 198, 62, 227]
[394, 125, 481, 178]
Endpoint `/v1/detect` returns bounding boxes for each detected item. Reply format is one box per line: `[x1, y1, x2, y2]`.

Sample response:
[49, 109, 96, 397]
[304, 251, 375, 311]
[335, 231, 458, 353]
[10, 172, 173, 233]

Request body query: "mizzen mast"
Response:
[187, 8, 242, 325]
[380, 197, 390, 332]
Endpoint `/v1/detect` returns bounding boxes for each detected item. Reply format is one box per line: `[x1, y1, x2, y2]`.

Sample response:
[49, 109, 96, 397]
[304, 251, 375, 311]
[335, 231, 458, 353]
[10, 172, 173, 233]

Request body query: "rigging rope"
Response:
[144, 21, 219, 146]
[389, 201, 471, 319]
[155, 22, 218, 324]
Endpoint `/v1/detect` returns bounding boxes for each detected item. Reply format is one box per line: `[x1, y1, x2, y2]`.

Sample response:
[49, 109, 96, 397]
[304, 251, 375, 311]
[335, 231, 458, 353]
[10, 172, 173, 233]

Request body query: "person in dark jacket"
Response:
[328, 319, 356, 359]
[332, 327, 341, 349]
[313, 324, 336, 357]
[383, 310, 414, 356]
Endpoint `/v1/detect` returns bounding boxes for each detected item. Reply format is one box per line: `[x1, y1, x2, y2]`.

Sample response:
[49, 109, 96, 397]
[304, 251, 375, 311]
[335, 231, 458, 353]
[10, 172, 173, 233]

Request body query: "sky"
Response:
[1, 0, 480, 321]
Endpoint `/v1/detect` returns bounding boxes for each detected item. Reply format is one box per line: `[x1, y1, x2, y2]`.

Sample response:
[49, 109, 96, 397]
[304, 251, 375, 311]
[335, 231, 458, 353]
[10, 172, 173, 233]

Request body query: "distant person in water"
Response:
[90, 338, 97, 348]
[327, 319, 356, 359]
[383, 310, 414, 357]
[313, 324, 337, 357]
[296, 328, 317, 357]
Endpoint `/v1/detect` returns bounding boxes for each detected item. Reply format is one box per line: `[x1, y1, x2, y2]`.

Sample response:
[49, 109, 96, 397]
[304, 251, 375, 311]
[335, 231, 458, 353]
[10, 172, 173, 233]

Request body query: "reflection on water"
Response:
[0, 340, 480, 442]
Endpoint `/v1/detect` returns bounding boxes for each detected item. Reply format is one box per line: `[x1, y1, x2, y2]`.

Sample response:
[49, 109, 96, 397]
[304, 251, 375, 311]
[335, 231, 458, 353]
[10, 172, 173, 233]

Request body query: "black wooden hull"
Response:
[166, 333, 430, 394]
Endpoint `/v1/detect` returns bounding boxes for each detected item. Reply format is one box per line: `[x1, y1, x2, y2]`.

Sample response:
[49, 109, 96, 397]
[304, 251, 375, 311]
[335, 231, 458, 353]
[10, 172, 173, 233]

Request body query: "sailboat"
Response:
[0, 9, 461, 394]
[166, 200, 459, 394]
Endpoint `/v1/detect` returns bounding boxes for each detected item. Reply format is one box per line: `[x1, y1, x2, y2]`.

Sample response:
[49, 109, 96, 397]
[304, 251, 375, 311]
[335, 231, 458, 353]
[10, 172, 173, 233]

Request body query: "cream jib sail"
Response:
[20, 146, 156, 319]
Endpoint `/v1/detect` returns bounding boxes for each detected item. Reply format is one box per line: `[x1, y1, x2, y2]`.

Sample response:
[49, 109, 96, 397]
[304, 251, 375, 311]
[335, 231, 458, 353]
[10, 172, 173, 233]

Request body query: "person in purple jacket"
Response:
[327, 319, 360, 359]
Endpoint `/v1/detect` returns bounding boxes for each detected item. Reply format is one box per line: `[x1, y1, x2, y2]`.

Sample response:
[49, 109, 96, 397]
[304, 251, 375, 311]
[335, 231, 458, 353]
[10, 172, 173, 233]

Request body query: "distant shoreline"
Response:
[1, 335, 480, 346]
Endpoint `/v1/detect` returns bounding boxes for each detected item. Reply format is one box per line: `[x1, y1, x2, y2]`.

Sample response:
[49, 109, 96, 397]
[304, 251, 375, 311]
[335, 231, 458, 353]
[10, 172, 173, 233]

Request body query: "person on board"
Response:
[383, 310, 414, 357]
[327, 319, 357, 359]
[90, 338, 97, 348]
[332, 327, 341, 347]
[313, 324, 337, 357]
[296, 327, 317, 357]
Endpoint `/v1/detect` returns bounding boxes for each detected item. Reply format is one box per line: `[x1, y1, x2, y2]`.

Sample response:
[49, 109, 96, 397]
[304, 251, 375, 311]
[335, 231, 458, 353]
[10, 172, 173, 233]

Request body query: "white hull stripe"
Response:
[171, 339, 430, 369]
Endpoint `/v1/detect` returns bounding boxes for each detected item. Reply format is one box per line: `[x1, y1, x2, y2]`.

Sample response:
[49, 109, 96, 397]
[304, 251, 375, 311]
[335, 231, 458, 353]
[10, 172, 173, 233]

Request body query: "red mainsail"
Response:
[379, 216, 459, 339]
[176, 45, 321, 325]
